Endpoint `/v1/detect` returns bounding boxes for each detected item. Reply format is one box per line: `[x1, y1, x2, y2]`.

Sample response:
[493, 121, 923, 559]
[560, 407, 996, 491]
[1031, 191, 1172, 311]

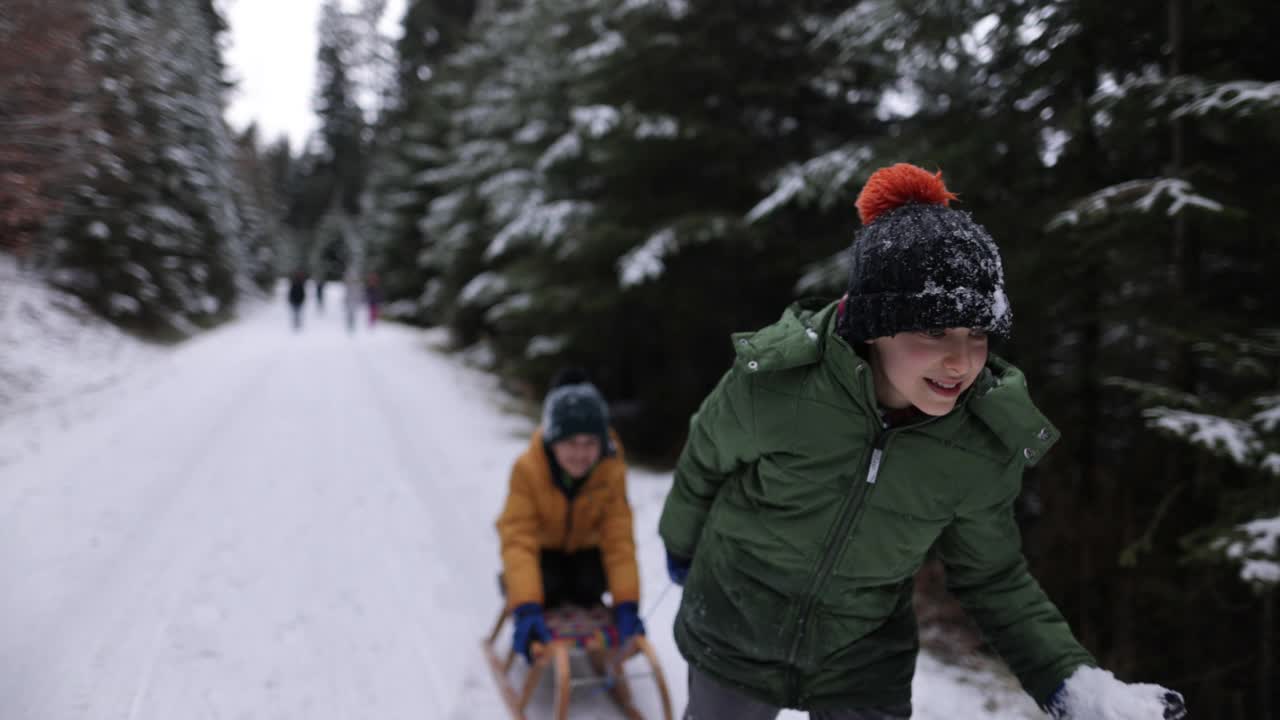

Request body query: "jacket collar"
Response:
[729, 299, 1060, 462]
[966, 356, 1060, 465]
[730, 298, 879, 413]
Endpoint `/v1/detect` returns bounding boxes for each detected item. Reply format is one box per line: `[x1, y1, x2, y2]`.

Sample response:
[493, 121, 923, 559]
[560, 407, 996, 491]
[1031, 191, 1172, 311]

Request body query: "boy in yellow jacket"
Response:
[496, 369, 643, 661]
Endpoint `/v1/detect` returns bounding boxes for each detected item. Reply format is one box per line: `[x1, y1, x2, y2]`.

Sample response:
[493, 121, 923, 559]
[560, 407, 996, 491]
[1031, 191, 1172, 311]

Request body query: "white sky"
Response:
[222, 0, 405, 151]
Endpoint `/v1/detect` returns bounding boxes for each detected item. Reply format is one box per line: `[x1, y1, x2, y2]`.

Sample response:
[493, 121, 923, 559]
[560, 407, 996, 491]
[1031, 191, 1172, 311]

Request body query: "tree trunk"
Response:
[1071, 25, 1104, 652]
[1261, 589, 1275, 720]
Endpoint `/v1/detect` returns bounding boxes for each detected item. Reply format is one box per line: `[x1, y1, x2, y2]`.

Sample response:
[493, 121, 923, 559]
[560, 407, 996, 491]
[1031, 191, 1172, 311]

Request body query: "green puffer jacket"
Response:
[659, 299, 1094, 711]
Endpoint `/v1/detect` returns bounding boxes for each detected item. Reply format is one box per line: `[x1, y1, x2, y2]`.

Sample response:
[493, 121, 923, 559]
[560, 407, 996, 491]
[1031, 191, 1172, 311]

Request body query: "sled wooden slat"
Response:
[482, 603, 674, 720]
[482, 640, 531, 719]
[552, 642, 571, 720]
[633, 636, 673, 720]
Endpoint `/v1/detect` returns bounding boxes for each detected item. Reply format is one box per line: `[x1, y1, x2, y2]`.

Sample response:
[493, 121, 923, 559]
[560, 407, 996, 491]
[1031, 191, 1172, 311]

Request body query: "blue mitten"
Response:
[666, 550, 692, 586]
[614, 601, 645, 645]
[1045, 667, 1187, 720]
[511, 603, 551, 662]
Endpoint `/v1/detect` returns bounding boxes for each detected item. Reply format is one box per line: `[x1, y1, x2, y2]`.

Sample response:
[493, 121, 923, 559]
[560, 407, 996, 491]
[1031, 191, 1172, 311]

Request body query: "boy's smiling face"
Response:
[551, 432, 603, 478]
[867, 328, 989, 416]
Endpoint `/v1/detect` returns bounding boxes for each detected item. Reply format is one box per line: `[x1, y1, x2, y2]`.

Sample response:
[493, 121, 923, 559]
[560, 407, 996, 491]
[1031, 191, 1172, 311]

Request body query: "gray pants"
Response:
[684, 666, 912, 720]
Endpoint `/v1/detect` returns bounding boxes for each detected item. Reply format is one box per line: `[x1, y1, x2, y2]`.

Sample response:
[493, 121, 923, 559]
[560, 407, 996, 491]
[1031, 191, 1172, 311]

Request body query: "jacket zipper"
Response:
[782, 405, 954, 702]
[561, 476, 595, 550]
[785, 432, 889, 699]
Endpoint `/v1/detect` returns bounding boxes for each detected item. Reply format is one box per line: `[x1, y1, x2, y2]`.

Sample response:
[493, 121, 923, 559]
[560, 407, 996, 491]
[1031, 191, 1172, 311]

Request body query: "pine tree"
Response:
[1056, 9, 1280, 703]
[413, 0, 589, 351]
[889, 0, 1280, 710]
[45, 0, 256, 336]
[285, 0, 414, 286]
[463, 0, 895, 452]
[363, 0, 477, 318]
[315, 0, 368, 219]
[231, 125, 284, 290]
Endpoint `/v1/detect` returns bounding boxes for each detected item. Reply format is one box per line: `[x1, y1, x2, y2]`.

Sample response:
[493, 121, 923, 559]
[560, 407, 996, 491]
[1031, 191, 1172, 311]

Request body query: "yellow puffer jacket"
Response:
[496, 429, 639, 610]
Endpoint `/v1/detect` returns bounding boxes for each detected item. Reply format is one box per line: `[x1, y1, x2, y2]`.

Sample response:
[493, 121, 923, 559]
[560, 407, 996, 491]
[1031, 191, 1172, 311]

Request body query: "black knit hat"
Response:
[542, 369, 609, 445]
[838, 163, 1012, 343]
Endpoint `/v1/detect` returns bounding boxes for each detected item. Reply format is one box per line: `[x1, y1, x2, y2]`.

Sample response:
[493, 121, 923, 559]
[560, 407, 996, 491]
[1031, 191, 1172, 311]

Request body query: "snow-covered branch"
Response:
[1143, 408, 1259, 465]
[526, 334, 569, 359]
[1216, 517, 1280, 590]
[615, 0, 689, 21]
[794, 248, 850, 296]
[560, 105, 684, 147]
[572, 105, 621, 138]
[1102, 377, 1203, 409]
[1094, 73, 1280, 120]
[478, 170, 536, 226]
[1047, 178, 1224, 231]
[486, 199, 593, 261]
[484, 292, 533, 324]
[1172, 79, 1280, 119]
[746, 145, 872, 223]
[414, 141, 507, 185]
[537, 132, 584, 172]
[617, 228, 676, 288]
[812, 1, 902, 59]
[616, 216, 732, 288]
[458, 271, 509, 308]
[1251, 395, 1280, 433]
[571, 30, 624, 64]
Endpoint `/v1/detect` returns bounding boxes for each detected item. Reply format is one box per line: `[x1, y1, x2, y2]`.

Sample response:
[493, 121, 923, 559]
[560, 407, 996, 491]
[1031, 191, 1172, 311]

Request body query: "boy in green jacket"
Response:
[658, 164, 1187, 719]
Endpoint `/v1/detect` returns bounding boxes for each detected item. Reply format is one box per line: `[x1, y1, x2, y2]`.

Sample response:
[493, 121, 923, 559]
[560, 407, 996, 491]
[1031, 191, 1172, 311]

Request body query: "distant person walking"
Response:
[315, 275, 326, 314]
[287, 271, 307, 331]
[343, 269, 362, 333]
[365, 272, 383, 327]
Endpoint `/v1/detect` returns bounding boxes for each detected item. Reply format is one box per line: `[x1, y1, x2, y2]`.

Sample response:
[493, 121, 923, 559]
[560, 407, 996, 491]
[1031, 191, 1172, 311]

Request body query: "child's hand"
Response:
[666, 550, 692, 586]
[1046, 667, 1187, 719]
[614, 601, 645, 644]
[511, 603, 550, 662]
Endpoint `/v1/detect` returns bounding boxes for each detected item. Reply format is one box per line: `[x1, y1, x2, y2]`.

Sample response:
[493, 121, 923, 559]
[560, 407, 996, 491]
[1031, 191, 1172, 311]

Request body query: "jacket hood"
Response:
[730, 299, 1059, 464]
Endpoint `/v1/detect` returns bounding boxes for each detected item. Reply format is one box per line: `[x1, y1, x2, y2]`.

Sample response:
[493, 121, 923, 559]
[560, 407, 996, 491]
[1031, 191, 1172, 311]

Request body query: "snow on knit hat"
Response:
[541, 368, 609, 446]
[838, 163, 1012, 343]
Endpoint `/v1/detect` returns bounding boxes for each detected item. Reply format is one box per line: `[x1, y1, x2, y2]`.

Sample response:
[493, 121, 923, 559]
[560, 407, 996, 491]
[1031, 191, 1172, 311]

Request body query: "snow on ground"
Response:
[0, 257, 165, 468]
[0, 279, 1046, 719]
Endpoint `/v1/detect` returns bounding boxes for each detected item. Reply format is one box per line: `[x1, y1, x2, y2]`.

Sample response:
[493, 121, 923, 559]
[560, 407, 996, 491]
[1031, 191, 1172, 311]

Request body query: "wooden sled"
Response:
[482, 604, 674, 720]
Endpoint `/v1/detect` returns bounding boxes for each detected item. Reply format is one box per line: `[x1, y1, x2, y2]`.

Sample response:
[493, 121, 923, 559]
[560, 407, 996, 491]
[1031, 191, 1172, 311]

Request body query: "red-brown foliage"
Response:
[0, 0, 92, 260]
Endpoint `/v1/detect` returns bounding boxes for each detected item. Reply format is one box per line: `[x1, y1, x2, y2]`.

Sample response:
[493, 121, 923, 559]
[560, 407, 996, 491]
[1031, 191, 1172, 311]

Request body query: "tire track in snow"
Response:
[347, 338, 484, 718]
[0, 339, 286, 719]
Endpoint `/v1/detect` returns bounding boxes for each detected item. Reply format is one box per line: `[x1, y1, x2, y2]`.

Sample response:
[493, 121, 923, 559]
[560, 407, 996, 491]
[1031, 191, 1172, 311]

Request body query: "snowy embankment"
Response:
[0, 276, 1046, 719]
[0, 256, 166, 468]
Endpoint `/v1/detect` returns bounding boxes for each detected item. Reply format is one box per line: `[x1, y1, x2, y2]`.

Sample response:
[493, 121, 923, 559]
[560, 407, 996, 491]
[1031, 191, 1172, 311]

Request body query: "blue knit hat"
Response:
[541, 369, 609, 445]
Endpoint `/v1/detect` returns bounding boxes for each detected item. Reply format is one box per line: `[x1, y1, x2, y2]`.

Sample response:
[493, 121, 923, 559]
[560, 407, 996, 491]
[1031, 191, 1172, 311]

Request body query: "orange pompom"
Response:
[855, 163, 958, 225]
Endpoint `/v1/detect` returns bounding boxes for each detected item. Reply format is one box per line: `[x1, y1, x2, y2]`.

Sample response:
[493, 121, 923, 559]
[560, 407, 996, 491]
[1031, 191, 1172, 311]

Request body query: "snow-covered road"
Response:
[0, 287, 1044, 720]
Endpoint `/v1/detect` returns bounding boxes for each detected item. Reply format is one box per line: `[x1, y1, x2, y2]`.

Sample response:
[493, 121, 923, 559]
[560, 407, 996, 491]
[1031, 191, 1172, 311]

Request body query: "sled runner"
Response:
[483, 603, 673, 720]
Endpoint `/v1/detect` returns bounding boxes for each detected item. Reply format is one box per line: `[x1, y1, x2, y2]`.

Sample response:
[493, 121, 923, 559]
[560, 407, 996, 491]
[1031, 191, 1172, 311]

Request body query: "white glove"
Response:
[1046, 666, 1187, 719]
